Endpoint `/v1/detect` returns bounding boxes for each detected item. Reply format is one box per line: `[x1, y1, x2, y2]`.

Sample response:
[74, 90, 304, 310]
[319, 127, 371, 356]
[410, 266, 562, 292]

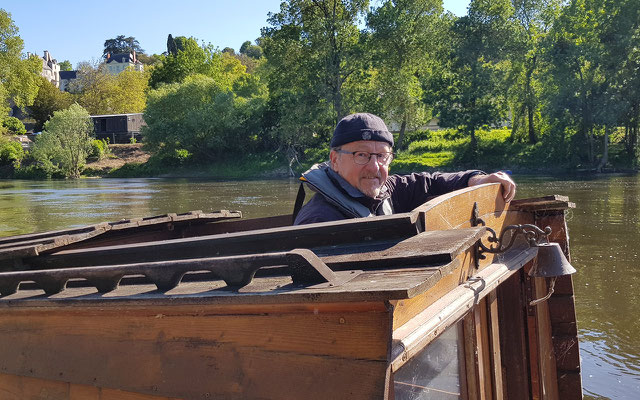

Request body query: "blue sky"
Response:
[5, 0, 470, 68]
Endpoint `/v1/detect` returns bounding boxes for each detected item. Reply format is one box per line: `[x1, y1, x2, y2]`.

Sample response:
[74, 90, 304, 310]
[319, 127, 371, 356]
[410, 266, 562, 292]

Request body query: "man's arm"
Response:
[468, 171, 516, 202]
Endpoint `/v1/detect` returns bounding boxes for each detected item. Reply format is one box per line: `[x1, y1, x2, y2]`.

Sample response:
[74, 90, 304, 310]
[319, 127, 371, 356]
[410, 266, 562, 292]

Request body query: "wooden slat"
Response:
[23, 213, 420, 270]
[475, 298, 493, 399]
[532, 277, 560, 400]
[463, 312, 480, 400]
[497, 270, 531, 400]
[487, 290, 504, 400]
[510, 196, 575, 211]
[534, 210, 582, 399]
[0, 302, 390, 399]
[390, 247, 538, 372]
[0, 372, 191, 399]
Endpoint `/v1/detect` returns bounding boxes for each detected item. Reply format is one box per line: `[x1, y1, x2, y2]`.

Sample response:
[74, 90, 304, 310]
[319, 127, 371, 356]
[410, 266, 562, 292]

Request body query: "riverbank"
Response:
[82, 127, 637, 179]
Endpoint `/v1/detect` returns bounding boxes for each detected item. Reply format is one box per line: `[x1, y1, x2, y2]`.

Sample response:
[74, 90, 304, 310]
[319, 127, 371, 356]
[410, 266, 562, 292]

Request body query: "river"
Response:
[0, 175, 638, 399]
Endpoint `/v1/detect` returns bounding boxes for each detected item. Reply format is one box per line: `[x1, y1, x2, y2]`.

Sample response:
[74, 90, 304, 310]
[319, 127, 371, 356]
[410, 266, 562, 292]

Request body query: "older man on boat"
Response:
[293, 112, 516, 225]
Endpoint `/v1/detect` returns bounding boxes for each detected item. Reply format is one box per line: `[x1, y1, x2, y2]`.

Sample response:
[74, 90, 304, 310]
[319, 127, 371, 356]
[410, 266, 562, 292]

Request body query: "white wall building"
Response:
[105, 51, 144, 75]
[28, 50, 61, 88]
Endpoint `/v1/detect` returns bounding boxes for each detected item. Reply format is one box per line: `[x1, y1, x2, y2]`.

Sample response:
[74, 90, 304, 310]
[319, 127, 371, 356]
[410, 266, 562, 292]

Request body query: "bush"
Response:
[30, 104, 94, 178]
[2, 116, 26, 135]
[0, 138, 25, 168]
[89, 139, 110, 160]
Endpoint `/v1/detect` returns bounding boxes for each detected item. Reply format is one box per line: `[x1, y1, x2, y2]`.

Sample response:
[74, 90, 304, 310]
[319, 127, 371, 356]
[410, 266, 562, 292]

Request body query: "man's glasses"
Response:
[334, 149, 394, 166]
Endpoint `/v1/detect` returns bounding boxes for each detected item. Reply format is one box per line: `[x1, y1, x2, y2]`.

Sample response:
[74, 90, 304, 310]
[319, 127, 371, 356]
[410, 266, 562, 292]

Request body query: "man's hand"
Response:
[468, 171, 516, 202]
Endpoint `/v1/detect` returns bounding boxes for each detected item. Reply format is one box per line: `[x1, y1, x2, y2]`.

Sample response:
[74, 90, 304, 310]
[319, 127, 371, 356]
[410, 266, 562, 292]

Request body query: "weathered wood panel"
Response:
[497, 270, 531, 400]
[0, 302, 391, 399]
[534, 210, 582, 400]
[0, 373, 178, 400]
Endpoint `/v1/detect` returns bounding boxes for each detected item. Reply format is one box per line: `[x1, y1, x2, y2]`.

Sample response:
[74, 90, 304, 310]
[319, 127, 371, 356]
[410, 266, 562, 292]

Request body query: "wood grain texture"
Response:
[0, 372, 180, 400]
[0, 302, 391, 399]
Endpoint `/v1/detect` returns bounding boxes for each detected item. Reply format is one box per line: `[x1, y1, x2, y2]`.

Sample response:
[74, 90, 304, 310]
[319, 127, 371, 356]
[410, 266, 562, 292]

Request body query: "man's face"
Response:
[330, 140, 391, 198]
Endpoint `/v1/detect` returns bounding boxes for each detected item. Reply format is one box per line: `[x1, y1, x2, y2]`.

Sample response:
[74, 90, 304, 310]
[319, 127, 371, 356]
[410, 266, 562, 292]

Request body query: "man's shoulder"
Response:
[294, 193, 348, 225]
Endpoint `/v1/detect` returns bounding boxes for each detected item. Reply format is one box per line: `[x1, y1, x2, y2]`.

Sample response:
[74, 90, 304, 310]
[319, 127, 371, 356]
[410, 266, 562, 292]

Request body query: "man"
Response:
[294, 113, 516, 225]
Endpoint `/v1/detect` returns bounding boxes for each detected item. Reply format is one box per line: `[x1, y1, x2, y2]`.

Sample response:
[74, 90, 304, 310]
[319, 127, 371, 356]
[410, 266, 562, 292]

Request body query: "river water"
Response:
[0, 175, 638, 399]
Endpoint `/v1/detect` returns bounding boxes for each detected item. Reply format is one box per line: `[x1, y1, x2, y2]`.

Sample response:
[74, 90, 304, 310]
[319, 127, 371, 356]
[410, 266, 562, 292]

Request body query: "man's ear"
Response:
[329, 150, 339, 170]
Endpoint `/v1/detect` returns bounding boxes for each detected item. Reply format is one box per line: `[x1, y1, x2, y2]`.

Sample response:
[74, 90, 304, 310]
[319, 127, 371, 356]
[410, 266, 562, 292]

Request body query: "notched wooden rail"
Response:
[0, 249, 349, 296]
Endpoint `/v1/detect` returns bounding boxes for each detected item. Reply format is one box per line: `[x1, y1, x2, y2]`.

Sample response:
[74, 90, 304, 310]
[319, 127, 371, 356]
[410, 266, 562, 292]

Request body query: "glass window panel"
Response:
[394, 322, 463, 400]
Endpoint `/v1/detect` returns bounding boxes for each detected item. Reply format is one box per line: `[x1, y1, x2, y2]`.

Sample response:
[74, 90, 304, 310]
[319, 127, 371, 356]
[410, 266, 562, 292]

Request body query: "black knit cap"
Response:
[330, 113, 394, 148]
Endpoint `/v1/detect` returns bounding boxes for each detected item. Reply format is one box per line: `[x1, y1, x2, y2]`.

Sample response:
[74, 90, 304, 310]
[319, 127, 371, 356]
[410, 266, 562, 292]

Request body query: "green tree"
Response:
[149, 37, 247, 89]
[29, 76, 74, 131]
[435, 0, 515, 162]
[367, 0, 443, 149]
[102, 35, 145, 58]
[260, 0, 369, 154]
[70, 63, 149, 115]
[506, 0, 561, 144]
[1, 116, 25, 135]
[0, 135, 24, 168]
[59, 60, 72, 71]
[0, 9, 42, 115]
[544, 0, 618, 168]
[143, 74, 266, 162]
[31, 103, 93, 178]
[239, 40, 263, 59]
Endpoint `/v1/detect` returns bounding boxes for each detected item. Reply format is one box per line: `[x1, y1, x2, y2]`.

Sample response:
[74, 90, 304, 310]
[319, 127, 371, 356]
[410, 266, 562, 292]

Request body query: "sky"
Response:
[5, 0, 470, 69]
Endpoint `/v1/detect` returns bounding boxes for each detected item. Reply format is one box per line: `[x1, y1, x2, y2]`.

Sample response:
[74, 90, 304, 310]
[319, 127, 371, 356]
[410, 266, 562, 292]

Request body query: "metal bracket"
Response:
[471, 202, 486, 268]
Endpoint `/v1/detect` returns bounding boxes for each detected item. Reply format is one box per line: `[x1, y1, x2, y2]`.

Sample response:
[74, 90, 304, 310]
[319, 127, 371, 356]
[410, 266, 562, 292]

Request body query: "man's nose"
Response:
[363, 155, 381, 170]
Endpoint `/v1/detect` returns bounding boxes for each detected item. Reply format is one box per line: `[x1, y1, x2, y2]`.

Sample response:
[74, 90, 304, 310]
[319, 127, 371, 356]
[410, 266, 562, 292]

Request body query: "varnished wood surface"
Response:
[0, 228, 486, 306]
[0, 302, 391, 399]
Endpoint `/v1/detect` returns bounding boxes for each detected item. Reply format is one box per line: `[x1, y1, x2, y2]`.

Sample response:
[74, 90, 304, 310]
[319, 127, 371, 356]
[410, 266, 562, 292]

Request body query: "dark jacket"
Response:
[294, 166, 483, 225]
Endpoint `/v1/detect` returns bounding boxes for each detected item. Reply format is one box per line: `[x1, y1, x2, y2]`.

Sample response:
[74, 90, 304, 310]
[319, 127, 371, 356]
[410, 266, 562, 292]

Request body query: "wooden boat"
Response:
[0, 183, 581, 399]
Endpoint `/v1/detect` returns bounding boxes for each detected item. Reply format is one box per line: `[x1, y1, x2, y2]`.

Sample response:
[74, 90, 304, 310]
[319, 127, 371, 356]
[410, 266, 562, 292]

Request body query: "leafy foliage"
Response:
[0, 9, 42, 113]
[0, 135, 24, 168]
[143, 74, 267, 162]
[103, 35, 144, 58]
[29, 77, 74, 131]
[59, 60, 72, 71]
[70, 63, 149, 115]
[1, 115, 25, 135]
[30, 104, 94, 178]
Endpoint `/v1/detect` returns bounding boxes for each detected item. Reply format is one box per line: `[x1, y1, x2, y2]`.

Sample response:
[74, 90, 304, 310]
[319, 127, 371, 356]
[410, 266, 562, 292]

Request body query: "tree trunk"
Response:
[469, 127, 478, 167]
[397, 118, 407, 150]
[596, 127, 609, 172]
[527, 103, 537, 144]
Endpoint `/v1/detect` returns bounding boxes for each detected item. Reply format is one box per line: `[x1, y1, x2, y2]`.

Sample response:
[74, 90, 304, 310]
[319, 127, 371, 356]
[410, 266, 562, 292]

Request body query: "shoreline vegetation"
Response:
[51, 126, 635, 181]
[2, 1, 639, 181]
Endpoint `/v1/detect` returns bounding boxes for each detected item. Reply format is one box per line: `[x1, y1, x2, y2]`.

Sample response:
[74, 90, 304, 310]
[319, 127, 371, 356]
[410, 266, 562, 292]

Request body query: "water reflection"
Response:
[1, 175, 640, 399]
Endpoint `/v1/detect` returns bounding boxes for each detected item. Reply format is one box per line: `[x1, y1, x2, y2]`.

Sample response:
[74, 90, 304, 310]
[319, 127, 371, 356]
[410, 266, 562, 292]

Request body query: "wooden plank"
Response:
[552, 335, 581, 372]
[510, 196, 575, 212]
[23, 213, 420, 270]
[322, 227, 486, 268]
[463, 313, 480, 400]
[487, 290, 504, 400]
[475, 299, 493, 399]
[0, 303, 391, 399]
[533, 211, 582, 399]
[497, 270, 531, 400]
[416, 183, 507, 232]
[532, 277, 559, 400]
[392, 209, 534, 329]
[556, 373, 583, 400]
[0, 372, 180, 400]
[390, 247, 537, 372]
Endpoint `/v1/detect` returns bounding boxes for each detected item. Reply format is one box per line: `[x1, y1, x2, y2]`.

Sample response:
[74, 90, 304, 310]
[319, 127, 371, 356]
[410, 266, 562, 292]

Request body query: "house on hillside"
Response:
[91, 113, 145, 144]
[59, 71, 77, 92]
[105, 52, 144, 75]
[28, 50, 61, 88]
